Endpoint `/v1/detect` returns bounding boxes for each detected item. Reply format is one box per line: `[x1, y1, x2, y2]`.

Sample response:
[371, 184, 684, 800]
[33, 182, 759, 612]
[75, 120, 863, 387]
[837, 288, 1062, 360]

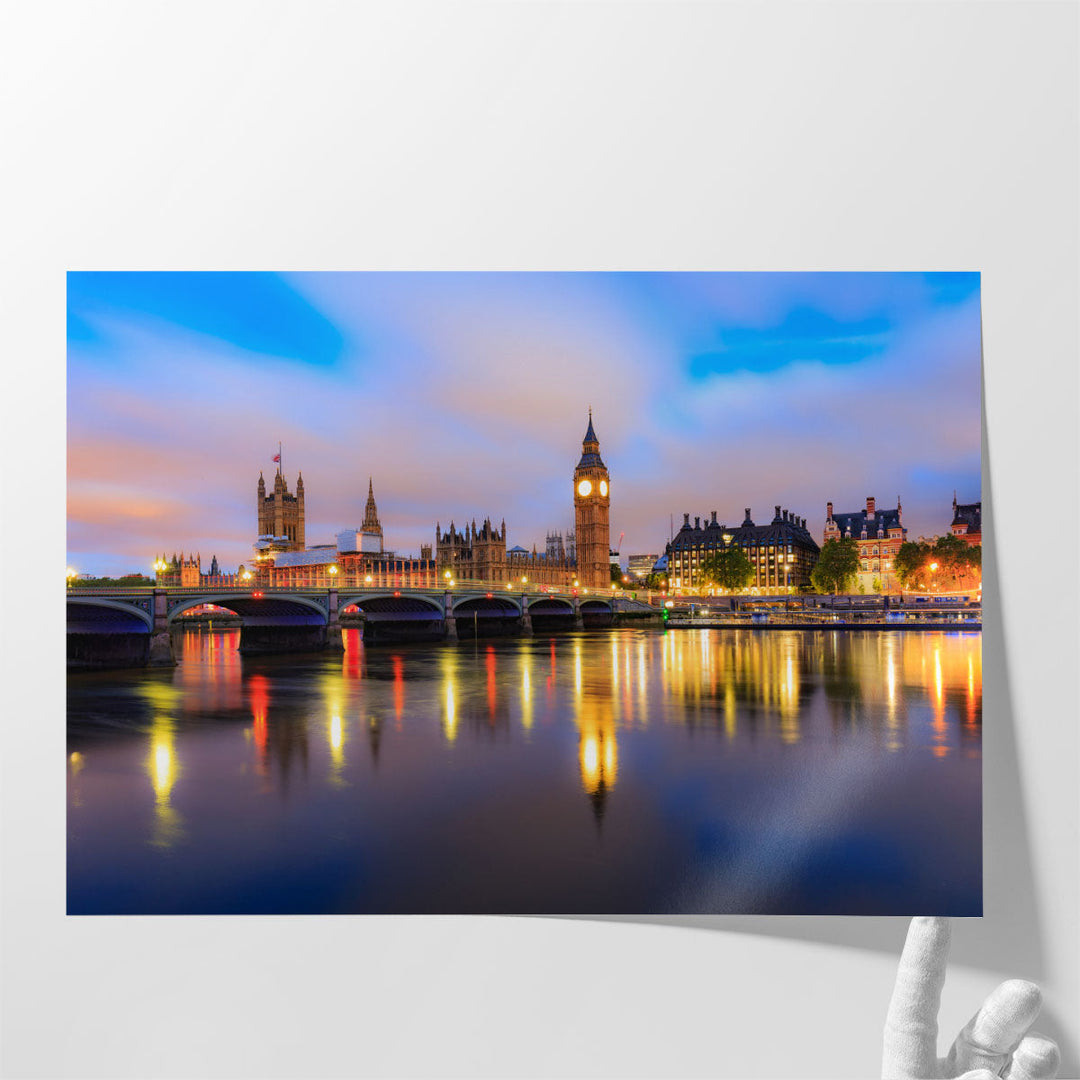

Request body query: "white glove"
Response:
[883, 917, 1060, 1079]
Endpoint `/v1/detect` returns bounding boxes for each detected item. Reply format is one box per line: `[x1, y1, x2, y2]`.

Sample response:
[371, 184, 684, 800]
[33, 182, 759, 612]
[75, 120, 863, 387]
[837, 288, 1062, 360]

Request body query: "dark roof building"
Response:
[950, 495, 982, 545]
[823, 496, 906, 592]
[666, 506, 820, 593]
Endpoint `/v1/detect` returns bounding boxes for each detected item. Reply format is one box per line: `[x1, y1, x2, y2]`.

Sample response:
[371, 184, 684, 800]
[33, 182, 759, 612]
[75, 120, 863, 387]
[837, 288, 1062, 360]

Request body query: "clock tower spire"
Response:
[573, 409, 611, 589]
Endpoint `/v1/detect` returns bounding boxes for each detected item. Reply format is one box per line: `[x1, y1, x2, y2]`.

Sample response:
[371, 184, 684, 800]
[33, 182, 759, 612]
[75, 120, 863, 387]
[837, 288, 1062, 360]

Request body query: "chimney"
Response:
[782, 509, 789, 522]
[867, 496, 876, 515]
[694, 516, 701, 529]
[683, 513, 690, 527]
[826, 501, 833, 520]
[711, 511, 718, 525]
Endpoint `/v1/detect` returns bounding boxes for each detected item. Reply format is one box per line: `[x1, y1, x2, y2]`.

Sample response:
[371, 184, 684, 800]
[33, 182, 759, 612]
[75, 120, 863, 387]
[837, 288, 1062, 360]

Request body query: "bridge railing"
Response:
[67, 581, 641, 601]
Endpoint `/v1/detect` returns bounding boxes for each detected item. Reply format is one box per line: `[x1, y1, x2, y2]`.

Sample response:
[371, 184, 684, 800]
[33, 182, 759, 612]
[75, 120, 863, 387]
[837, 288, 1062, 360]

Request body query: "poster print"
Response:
[67, 272, 982, 914]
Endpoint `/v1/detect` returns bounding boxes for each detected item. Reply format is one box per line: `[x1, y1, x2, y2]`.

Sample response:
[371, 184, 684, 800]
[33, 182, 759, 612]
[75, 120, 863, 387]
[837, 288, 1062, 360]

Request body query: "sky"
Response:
[67, 272, 982, 578]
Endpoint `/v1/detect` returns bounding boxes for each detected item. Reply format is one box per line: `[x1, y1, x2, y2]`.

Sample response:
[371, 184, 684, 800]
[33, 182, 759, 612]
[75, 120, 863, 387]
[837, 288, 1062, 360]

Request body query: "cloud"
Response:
[67, 272, 982, 576]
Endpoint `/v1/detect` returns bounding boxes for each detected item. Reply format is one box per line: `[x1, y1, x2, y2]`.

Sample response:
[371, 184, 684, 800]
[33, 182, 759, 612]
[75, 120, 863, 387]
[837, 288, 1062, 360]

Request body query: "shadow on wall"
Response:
[540, 361, 1076, 1073]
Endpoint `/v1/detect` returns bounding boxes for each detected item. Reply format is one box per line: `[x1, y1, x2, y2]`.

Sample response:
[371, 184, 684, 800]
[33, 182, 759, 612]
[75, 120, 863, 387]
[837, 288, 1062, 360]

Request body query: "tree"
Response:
[699, 546, 755, 592]
[811, 537, 859, 595]
[643, 571, 668, 591]
[895, 541, 932, 588]
[69, 574, 154, 588]
[932, 534, 982, 590]
[610, 562, 624, 585]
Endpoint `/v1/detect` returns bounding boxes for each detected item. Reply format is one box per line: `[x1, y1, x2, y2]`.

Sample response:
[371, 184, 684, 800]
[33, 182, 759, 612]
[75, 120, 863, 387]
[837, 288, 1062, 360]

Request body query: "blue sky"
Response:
[67, 271, 982, 577]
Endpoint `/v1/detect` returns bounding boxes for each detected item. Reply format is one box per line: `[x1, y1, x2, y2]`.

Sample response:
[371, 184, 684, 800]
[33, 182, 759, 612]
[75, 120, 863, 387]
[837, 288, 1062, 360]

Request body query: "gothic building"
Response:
[154, 551, 238, 588]
[431, 413, 610, 589]
[362, 477, 383, 552]
[257, 468, 305, 552]
[573, 410, 611, 589]
[434, 518, 578, 587]
[154, 551, 202, 587]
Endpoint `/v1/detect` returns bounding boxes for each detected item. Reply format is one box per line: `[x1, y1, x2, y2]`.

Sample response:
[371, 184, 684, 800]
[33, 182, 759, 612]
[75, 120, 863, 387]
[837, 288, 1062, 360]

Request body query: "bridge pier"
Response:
[442, 590, 458, 640]
[325, 588, 345, 651]
[573, 597, 584, 631]
[149, 589, 175, 666]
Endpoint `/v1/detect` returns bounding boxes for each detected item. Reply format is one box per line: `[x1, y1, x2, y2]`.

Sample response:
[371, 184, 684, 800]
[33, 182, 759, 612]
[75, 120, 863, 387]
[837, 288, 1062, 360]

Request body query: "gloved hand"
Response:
[883, 917, 1060, 1079]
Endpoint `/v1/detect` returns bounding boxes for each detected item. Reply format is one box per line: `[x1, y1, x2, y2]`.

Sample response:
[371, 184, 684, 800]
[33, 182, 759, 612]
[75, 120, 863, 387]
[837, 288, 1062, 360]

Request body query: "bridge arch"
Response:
[452, 594, 522, 616]
[166, 593, 329, 625]
[67, 597, 154, 633]
[339, 593, 444, 616]
[580, 598, 614, 613]
[526, 597, 575, 615]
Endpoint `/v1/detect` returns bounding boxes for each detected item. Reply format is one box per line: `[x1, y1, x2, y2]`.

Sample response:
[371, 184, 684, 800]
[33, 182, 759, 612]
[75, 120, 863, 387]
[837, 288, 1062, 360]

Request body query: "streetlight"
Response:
[66, 567, 77, 585]
[365, 574, 373, 584]
[328, 564, 338, 576]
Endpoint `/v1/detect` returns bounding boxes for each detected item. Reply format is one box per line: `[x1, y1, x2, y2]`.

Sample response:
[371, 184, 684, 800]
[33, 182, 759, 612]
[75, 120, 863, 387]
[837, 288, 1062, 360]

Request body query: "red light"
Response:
[572, 589, 578, 596]
[253, 590, 264, 599]
[486, 592, 493, 599]
[393, 590, 401, 598]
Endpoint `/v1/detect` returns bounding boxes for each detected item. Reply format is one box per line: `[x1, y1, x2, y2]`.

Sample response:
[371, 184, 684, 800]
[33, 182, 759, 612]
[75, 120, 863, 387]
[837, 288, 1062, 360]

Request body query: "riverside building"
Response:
[823, 496, 906, 593]
[665, 507, 820, 594]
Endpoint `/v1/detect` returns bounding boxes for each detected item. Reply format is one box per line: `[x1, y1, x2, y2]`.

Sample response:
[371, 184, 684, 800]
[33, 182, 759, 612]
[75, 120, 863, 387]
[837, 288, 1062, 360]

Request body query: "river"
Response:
[67, 627, 981, 914]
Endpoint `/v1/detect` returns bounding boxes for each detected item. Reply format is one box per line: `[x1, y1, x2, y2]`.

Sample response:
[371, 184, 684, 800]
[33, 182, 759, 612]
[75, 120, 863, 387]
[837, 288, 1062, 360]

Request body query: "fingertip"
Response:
[904, 915, 952, 955]
[1013, 1032, 1060, 1076]
[1000, 979, 1042, 1017]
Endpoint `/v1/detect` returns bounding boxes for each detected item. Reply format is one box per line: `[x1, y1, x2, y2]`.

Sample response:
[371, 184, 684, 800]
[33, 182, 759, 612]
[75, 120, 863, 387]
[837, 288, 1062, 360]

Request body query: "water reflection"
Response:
[147, 714, 182, 848]
[67, 628, 982, 914]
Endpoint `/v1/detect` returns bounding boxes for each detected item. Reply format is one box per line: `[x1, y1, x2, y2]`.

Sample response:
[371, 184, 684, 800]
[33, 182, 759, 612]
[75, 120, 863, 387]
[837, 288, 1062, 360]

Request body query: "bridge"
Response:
[67, 583, 659, 668]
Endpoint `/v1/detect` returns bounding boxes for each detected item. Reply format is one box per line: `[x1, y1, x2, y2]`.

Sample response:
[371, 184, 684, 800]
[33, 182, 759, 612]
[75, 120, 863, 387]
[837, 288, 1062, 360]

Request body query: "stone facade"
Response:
[435, 518, 578, 587]
[573, 411, 611, 589]
[257, 469, 305, 552]
[667, 507, 820, 593]
[824, 496, 906, 593]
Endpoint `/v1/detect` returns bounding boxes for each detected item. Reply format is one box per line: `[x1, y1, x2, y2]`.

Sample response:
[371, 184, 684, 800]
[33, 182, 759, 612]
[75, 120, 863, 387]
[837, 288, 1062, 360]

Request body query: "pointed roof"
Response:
[363, 476, 382, 533]
[583, 407, 598, 447]
[577, 408, 606, 470]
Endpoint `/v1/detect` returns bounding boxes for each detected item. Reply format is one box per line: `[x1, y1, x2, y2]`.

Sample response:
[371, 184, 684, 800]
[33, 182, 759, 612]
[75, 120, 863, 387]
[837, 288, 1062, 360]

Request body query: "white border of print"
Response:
[2, 2, 1076, 1077]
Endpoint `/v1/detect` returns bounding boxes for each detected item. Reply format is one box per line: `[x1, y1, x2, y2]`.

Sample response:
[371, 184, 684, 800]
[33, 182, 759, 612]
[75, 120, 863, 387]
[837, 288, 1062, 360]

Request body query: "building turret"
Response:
[257, 461, 305, 552]
[360, 477, 383, 553]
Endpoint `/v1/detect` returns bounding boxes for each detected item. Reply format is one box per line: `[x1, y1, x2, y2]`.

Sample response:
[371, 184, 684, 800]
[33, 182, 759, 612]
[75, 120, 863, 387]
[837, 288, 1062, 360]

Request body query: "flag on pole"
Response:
[272, 454, 280, 463]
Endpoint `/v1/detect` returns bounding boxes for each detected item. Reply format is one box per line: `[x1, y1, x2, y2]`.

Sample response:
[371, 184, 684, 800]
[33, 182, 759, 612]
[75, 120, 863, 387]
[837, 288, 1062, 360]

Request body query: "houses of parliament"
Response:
[241, 413, 612, 590]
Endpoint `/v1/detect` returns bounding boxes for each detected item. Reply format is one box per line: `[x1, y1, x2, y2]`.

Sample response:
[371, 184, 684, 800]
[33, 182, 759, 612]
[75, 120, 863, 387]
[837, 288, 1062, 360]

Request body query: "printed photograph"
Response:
[66, 271, 983, 915]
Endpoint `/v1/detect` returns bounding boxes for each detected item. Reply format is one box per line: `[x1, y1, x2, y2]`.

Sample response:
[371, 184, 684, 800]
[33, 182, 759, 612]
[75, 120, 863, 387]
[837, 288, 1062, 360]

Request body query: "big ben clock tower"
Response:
[573, 409, 611, 589]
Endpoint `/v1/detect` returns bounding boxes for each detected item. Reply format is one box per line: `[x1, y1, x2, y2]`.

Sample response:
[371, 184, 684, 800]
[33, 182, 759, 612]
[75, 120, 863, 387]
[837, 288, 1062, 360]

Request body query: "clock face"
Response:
[599, 480, 608, 496]
[577, 479, 592, 497]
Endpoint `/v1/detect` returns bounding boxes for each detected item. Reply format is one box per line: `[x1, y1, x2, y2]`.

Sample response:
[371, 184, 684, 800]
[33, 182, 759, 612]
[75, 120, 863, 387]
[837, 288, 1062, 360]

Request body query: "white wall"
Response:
[2, 3, 1076, 1076]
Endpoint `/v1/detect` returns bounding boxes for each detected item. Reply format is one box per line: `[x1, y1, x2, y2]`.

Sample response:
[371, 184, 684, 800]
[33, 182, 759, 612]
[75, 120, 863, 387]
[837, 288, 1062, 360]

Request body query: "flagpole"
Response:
[278, 441, 282, 479]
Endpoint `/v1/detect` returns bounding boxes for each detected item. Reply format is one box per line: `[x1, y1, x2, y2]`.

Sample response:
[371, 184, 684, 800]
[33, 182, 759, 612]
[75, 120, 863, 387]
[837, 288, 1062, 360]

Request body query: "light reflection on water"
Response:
[67, 627, 981, 915]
